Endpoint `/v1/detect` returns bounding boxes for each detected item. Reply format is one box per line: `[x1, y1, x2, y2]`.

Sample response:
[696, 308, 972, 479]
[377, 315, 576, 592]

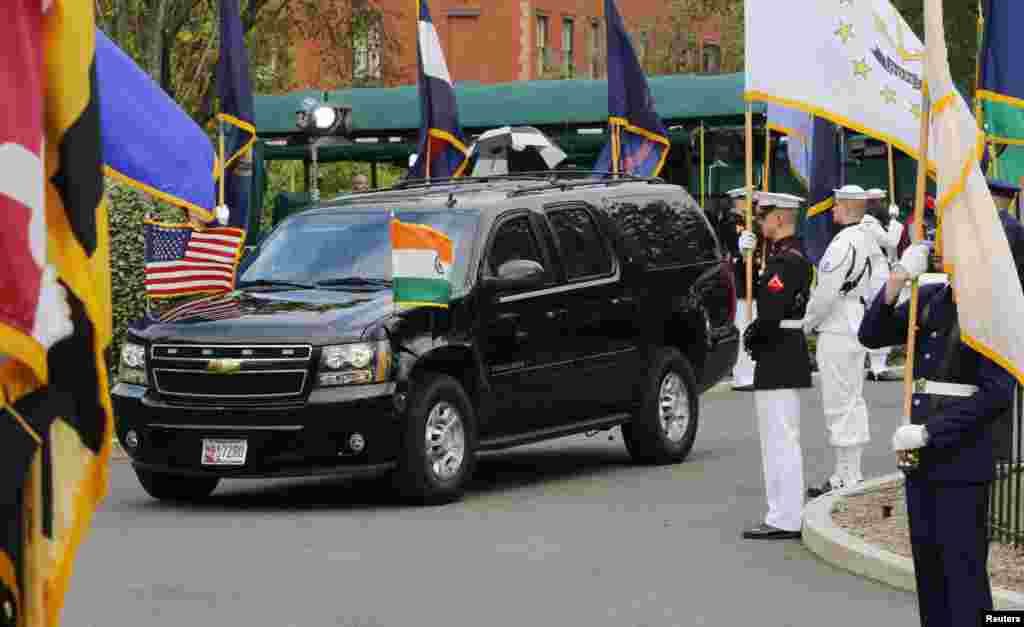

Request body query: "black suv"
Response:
[112, 175, 738, 504]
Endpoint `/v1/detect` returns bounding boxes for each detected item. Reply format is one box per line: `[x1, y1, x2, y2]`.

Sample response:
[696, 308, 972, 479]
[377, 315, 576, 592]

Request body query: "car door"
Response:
[477, 211, 571, 436]
[541, 203, 643, 422]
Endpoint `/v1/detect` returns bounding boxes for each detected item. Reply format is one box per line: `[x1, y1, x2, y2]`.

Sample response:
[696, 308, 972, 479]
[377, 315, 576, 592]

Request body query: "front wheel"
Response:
[622, 347, 700, 465]
[133, 466, 220, 502]
[396, 373, 477, 505]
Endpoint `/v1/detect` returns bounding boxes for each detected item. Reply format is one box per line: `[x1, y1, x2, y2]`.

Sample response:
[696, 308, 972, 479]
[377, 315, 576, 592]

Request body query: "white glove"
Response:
[896, 241, 932, 279]
[214, 205, 230, 225]
[738, 230, 757, 253]
[860, 214, 881, 229]
[31, 265, 73, 350]
[892, 424, 928, 451]
[886, 220, 905, 249]
[889, 203, 900, 219]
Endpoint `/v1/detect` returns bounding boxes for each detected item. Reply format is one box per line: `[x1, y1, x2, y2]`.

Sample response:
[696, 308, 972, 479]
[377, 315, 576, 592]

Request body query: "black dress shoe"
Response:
[742, 523, 802, 540]
[806, 481, 835, 499]
[875, 370, 903, 381]
[866, 371, 878, 382]
[731, 384, 755, 391]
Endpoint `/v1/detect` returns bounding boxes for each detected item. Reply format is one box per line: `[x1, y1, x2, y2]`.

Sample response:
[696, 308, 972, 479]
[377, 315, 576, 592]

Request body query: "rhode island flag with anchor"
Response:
[593, 0, 670, 177]
[407, 0, 469, 180]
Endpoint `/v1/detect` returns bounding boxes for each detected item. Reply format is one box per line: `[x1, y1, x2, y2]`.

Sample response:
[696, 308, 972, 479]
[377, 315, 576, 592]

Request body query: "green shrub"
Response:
[105, 183, 181, 381]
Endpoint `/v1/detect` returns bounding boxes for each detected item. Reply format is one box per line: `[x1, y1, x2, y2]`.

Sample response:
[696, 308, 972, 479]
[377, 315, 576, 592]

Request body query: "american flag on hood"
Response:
[144, 220, 244, 299]
[157, 292, 243, 323]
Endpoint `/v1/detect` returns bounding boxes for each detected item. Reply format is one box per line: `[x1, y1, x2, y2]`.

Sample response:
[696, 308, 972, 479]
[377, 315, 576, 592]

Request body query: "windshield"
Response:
[240, 209, 479, 292]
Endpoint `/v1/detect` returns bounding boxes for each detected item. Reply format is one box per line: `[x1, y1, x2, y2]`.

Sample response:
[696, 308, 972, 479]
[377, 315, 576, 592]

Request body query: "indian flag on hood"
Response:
[390, 217, 453, 308]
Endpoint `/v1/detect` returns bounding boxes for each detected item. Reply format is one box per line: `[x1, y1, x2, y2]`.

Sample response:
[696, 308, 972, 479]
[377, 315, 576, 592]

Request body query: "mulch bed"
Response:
[831, 482, 1024, 594]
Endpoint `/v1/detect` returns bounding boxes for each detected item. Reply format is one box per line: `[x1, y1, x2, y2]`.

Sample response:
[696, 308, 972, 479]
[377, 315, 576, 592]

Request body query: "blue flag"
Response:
[217, 0, 255, 234]
[407, 0, 469, 180]
[801, 117, 841, 265]
[979, 0, 1024, 144]
[593, 0, 669, 177]
[95, 29, 216, 221]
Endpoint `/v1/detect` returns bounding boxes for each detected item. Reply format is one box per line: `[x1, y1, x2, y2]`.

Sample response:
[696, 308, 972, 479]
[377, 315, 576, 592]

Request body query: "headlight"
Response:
[318, 342, 390, 387]
[119, 343, 147, 385]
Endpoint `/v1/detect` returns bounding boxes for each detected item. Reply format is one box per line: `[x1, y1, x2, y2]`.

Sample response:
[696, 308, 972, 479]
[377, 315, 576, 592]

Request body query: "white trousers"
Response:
[868, 347, 891, 374]
[816, 333, 870, 448]
[755, 389, 803, 532]
[733, 300, 756, 386]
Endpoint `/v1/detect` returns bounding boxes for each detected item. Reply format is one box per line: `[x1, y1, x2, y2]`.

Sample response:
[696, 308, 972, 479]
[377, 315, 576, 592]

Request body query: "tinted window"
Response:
[606, 196, 716, 268]
[486, 216, 544, 276]
[240, 209, 479, 291]
[547, 206, 613, 279]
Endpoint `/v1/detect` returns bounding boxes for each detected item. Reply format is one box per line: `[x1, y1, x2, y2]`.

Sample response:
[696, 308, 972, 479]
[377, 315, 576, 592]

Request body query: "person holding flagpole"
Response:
[728, 187, 763, 390]
[862, 188, 904, 381]
[739, 192, 815, 540]
[803, 184, 886, 498]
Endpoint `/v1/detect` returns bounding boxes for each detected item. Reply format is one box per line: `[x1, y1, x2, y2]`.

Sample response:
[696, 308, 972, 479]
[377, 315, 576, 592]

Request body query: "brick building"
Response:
[292, 0, 724, 90]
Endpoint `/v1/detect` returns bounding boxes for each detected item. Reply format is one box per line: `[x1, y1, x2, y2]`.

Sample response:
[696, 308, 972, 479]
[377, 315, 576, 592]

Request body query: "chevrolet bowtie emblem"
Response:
[207, 358, 242, 374]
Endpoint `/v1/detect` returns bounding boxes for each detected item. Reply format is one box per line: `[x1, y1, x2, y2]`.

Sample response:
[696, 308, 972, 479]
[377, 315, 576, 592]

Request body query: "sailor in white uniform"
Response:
[802, 185, 887, 498]
[861, 188, 904, 381]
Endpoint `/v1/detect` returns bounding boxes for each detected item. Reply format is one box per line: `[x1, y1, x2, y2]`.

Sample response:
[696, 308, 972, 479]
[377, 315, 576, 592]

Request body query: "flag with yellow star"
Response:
[746, 0, 937, 166]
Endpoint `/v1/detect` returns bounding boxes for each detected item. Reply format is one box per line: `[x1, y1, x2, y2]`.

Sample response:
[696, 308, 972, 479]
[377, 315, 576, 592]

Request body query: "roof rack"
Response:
[504, 172, 665, 198]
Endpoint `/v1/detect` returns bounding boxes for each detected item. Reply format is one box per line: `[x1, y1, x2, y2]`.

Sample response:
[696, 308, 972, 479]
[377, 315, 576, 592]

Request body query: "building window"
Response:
[536, 14, 550, 76]
[702, 42, 721, 74]
[562, 17, 575, 78]
[353, 8, 383, 82]
[589, 19, 601, 78]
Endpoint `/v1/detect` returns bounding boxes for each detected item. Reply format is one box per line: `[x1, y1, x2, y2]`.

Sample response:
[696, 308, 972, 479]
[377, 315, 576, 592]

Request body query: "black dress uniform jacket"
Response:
[745, 236, 814, 390]
[859, 284, 1015, 483]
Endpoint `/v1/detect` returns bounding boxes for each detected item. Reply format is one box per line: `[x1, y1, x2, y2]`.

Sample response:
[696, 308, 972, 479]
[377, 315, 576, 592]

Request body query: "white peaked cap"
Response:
[755, 192, 804, 209]
[726, 187, 752, 199]
[866, 188, 887, 199]
[833, 184, 870, 200]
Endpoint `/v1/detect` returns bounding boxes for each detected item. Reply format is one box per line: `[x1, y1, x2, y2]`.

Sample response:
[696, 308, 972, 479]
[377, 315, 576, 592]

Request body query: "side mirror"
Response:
[484, 259, 546, 292]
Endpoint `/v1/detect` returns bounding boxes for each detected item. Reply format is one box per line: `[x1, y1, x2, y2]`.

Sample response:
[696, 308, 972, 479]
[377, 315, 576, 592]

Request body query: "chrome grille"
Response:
[149, 344, 312, 401]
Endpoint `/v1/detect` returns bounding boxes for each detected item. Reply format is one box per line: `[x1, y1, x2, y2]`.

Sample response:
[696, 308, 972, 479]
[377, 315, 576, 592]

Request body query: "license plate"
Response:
[201, 439, 247, 466]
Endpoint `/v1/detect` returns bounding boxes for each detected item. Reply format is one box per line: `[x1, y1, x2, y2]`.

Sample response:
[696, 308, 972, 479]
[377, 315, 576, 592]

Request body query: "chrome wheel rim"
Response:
[425, 401, 466, 482]
[659, 372, 689, 443]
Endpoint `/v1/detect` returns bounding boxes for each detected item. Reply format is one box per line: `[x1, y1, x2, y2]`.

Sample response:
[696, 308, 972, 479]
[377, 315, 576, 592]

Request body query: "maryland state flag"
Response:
[407, 0, 469, 180]
[1, 0, 113, 624]
[593, 0, 670, 177]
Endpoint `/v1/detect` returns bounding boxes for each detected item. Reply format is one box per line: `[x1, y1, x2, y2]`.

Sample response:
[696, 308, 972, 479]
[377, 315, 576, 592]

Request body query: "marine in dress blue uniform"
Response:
[858, 204, 1024, 627]
[740, 193, 815, 540]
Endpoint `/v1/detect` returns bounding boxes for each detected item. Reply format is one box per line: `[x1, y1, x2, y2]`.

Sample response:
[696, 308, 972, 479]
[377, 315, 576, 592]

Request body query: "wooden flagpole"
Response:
[899, 87, 931, 469]
[745, 105, 754, 322]
[764, 126, 771, 192]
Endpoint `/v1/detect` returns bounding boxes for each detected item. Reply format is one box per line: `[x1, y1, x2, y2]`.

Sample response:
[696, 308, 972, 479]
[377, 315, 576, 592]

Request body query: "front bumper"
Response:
[112, 382, 401, 478]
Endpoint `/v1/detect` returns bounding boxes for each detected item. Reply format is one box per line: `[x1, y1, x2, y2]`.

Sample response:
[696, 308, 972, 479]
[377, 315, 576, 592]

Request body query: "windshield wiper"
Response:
[237, 279, 315, 290]
[315, 277, 392, 289]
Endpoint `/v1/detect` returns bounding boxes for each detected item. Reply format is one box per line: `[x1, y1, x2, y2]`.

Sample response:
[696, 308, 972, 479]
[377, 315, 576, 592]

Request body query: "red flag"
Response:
[0, 0, 47, 383]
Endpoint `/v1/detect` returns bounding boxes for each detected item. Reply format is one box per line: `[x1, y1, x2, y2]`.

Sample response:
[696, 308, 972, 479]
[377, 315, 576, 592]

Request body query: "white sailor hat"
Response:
[755, 192, 804, 210]
[833, 184, 870, 200]
[726, 187, 750, 199]
[866, 188, 886, 199]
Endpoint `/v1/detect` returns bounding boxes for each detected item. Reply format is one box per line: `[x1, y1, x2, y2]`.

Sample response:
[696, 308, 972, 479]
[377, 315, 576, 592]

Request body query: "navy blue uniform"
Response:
[859, 284, 1016, 627]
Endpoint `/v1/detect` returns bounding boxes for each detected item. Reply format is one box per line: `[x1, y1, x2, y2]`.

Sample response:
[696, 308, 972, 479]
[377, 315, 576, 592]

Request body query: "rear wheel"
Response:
[623, 347, 699, 465]
[396, 373, 477, 505]
[133, 466, 220, 502]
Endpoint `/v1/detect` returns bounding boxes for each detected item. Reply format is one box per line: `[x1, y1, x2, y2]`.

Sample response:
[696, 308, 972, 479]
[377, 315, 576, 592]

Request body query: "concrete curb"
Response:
[801, 472, 1024, 610]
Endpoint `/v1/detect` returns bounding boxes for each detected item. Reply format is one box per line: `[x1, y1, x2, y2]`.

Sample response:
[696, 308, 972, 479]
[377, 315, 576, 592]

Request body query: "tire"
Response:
[622, 347, 700, 465]
[396, 373, 477, 505]
[133, 466, 220, 502]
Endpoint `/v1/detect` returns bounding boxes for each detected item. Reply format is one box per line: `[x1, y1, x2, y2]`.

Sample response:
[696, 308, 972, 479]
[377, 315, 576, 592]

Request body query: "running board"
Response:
[478, 413, 631, 452]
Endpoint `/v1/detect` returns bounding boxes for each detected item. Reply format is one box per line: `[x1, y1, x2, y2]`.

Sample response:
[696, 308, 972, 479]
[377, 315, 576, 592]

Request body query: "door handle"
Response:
[611, 296, 634, 306]
[545, 308, 569, 320]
